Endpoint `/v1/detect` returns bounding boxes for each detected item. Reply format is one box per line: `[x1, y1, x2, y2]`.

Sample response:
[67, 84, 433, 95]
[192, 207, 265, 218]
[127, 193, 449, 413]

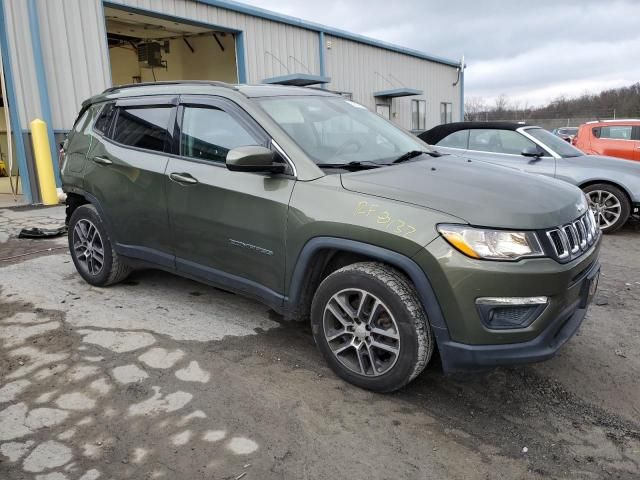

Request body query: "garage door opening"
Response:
[104, 6, 238, 86]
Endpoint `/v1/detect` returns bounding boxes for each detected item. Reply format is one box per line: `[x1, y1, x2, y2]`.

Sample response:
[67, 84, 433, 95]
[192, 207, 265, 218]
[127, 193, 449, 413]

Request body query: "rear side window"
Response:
[597, 125, 633, 140]
[93, 103, 116, 135]
[437, 130, 469, 149]
[180, 106, 258, 163]
[112, 106, 172, 153]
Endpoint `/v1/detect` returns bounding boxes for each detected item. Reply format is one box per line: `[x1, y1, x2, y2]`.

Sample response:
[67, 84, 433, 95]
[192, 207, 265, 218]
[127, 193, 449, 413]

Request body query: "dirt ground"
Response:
[0, 206, 639, 480]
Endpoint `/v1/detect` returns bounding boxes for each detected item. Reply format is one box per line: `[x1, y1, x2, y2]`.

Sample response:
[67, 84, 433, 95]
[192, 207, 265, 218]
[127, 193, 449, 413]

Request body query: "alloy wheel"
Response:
[72, 219, 105, 276]
[587, 190, 622, 230]
[323, 288, 400, 377]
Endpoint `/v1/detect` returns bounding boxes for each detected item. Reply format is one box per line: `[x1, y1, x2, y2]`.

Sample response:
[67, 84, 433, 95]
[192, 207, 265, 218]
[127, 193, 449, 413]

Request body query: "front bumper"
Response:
[436, 260, 598, 372]
[414, 235, 601, 373]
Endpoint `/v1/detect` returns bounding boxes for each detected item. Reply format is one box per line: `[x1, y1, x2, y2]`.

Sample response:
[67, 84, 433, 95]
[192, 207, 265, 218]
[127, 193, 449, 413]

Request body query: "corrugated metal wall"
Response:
[37, 0, 111, 130]
[3, 0, 41, 129]
[325, 35, 461, 130]
[1, 0, 459, 132]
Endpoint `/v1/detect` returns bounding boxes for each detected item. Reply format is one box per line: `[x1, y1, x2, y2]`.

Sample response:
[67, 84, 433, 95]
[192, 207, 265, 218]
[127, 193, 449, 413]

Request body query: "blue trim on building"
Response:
[27, 0, 60, 186]
[0, 0, 33, 203]
[262, 73, 330, 86]
[193, 0, 459, 67]
[318, 31, 326, 89]
[235, 31, 247, 83]
[373, 88, 423, 98]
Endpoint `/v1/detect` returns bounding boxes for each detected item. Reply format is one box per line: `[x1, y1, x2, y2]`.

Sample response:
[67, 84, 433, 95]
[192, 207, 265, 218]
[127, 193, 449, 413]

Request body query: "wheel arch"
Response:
[579, 180, 633, 207]
[64, 188, 117, 243]
[285, 237, 450, 337]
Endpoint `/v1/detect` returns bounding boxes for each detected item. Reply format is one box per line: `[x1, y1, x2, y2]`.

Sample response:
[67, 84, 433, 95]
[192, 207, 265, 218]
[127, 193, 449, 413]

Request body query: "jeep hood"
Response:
[340, 154, 586, 230]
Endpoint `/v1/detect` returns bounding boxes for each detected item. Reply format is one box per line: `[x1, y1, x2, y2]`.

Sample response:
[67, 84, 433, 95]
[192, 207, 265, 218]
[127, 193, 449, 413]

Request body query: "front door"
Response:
[84, 97, 176, 266]
[166, 96, 295, 303]
[466, 128, 557, 178]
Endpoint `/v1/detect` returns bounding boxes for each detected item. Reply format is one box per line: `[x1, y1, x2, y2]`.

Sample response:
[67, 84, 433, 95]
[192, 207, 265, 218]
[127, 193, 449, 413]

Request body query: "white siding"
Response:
[324, 35, 461, 129]
[3, 0, 41, 128]
[37, 0, 111, 129]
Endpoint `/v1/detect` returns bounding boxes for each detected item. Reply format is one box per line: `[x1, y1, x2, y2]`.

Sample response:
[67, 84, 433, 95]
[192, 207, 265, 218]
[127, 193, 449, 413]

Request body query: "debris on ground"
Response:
[18, 226, 67, 239]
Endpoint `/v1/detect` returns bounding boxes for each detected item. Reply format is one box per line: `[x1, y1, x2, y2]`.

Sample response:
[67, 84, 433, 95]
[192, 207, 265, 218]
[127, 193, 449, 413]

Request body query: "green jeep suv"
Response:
[61, 81, 601, 392]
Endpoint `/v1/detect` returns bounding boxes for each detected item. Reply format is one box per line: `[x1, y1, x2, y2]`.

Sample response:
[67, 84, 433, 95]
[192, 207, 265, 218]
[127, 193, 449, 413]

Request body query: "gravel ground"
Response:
[0, 206, 639, 480]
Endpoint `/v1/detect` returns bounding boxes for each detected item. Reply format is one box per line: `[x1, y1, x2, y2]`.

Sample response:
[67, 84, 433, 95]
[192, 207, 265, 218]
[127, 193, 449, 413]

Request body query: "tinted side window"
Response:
[180, 106, 258, 163]
[468, 129, 535, 155]
[437, 130, 468, 149]
[112, 106, 172, 152]
[599, 126, 632, 140]
[93, 103, 116, 135]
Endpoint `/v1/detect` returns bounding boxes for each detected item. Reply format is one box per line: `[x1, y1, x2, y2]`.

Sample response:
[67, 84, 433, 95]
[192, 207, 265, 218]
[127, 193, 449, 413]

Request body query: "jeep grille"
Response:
[546, 212, 598, 261]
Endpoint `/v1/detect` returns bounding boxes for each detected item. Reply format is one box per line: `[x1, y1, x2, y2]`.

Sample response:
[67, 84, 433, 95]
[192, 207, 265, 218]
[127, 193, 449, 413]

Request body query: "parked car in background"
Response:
[573, 119, 640, 161]
[419, 122, 640, 233]
[552, 127, 578, 142]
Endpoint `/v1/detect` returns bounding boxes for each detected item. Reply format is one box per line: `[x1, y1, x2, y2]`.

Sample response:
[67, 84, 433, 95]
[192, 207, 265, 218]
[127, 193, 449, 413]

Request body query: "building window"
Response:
[440, 102, 453, 124]
[411, 99, 426, 130]
[376, 104, 390, 120]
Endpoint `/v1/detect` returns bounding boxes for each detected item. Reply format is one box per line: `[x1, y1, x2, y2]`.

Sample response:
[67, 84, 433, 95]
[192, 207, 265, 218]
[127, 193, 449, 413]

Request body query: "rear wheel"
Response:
[583, 183, 630, 234]
[68, 204, 130, 286]
[310, 262, 434, 392]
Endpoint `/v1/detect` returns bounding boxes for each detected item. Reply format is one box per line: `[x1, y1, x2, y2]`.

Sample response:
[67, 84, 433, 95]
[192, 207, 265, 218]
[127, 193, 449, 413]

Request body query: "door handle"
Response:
[92, 156, 112, 165]
[169, 172, 199, 185]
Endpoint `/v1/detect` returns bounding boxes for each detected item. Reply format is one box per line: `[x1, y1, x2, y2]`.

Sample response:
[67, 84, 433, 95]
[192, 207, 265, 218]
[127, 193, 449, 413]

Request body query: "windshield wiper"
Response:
[317, 161, 382, 170]
[392, 150, 442, 164]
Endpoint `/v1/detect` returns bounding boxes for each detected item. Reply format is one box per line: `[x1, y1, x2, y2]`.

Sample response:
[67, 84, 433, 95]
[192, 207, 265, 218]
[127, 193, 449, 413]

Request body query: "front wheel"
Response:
[310, 262, 434, 392]
[583, 183, 630, 234]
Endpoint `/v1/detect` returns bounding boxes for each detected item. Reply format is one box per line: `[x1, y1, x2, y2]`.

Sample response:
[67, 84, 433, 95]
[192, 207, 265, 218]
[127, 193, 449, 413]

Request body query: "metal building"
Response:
[0, 0, 464, 204]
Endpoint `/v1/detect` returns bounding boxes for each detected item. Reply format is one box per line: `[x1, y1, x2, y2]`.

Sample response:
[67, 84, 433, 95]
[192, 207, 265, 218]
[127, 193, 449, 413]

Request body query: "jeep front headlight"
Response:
[437, 225, 544, 261]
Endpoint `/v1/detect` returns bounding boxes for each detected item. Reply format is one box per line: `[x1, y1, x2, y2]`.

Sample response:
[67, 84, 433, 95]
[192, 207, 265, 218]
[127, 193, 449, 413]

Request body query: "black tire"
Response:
[310, 262, 434, 392]
[68, 204, 131, 286]
[582, 183, 630, 234]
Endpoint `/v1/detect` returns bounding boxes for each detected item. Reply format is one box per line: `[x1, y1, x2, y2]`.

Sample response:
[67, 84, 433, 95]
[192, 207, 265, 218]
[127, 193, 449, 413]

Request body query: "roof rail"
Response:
[102, 80, 238, 94]
[586, 118, 640, 124]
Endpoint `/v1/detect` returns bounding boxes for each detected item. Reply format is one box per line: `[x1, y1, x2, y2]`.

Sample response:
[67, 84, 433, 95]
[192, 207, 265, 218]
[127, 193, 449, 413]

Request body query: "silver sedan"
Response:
[420, 123, 640, 233]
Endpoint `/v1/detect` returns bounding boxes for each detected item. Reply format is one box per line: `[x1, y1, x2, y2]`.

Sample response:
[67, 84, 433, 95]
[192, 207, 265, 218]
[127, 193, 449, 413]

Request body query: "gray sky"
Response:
[238, 0, 640, 106]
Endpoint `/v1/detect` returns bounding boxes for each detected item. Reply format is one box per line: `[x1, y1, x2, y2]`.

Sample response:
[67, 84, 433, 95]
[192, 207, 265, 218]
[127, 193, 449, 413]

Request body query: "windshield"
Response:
[257, 96, 431, 165]
[525, 127, 584, 158]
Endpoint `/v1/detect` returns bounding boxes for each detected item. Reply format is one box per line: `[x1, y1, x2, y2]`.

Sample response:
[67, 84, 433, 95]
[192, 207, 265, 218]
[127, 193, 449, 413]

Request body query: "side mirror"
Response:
[226, 146, 285, 174]
[521, 145, 545, 159]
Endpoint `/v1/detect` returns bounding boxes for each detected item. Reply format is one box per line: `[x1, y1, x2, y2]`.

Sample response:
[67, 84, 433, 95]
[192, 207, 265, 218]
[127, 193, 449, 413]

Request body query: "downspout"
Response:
[0, 0, 32, 203]
[318, 31, 326, 89]
[27, 0, 60, 186]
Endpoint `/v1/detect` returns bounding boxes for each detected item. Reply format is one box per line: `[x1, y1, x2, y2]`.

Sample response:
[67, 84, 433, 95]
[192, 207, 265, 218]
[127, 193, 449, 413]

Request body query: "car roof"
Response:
[418, 121, 537, 144]
[82, 81, 336, 107]
[585, 119, 640, 125]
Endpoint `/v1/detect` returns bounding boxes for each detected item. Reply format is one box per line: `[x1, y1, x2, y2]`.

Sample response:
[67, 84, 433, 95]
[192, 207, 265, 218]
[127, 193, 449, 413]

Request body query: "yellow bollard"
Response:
[30, 118, 58, 205]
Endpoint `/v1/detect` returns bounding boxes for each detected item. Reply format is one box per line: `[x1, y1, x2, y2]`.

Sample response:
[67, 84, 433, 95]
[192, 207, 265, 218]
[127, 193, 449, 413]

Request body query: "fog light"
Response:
[476, 297, 548, 329]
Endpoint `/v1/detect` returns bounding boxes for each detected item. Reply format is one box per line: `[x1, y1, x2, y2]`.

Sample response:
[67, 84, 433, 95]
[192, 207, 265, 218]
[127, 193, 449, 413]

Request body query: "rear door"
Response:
[165, 95, 295, 302]
[465, 128, 556, 177]
[84, 96, 176, 267]
[633, 126, 640, 161]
